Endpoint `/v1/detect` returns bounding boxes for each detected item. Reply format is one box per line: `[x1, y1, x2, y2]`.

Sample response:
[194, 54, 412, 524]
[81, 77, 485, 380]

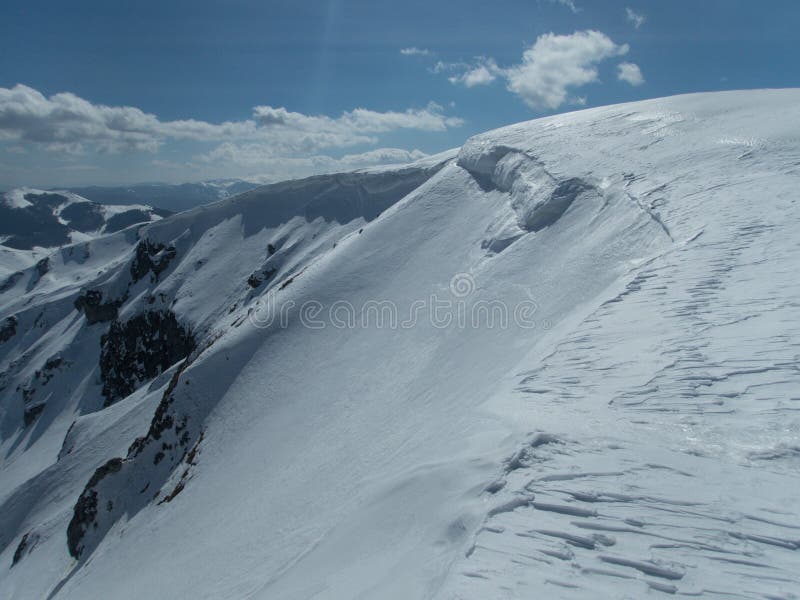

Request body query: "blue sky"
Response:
[1, 0, 798, 188]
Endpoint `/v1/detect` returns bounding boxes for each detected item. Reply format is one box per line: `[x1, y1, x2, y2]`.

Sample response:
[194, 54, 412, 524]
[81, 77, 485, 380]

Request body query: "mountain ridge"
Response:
[1, 89, 799, 599]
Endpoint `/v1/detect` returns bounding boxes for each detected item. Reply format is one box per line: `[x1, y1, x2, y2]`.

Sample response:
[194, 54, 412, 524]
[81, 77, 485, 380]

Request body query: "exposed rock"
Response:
[128, 363, 188, 458]
[17, 355, 66, 427]
[35, 355, 65, 384]
[66, 458, 123, 558]
[35, 257, 50, 277]
[11, 531, 39, 566]
[23, 403, 45, 427]
[0, 271, 24, 294]
[100, 310, 195, 406]
[247, 267, 276, 289]
[130, 239, 176, 284]
[0, 315, 17, 343]
[159, 480, 185, 504]
[74, 289, 123, 324]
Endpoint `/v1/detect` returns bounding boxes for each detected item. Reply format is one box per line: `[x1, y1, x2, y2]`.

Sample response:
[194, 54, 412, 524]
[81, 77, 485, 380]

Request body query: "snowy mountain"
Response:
[1, 90, 800, 599]
[65, 179, 262, 213]
[0, 188, 169, 278]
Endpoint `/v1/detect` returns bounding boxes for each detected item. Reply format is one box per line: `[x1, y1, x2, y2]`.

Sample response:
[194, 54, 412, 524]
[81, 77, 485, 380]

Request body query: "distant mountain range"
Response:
[0, 179, 263, 278]
[64, 179, 261, 213]
[0, 188, 169, 277]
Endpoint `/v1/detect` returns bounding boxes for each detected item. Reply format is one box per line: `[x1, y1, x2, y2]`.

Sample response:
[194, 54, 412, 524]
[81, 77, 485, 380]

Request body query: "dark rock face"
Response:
[130, 240, 176, 284]
[74, 290, 122, 324]
[0, 272, 24, 293]
[18, 354, 66, 427]
[0, 315, 16, 343]
[100, 310, 195, 406]
[11, 531, 39, 566]
[66, 458, 123, 559]
[247, 268, 276, 289]
[35, 257, 49, 277]
[128, 364, 186, 458]
[23, 403, 45, 427]
[34, 355, 65, 384]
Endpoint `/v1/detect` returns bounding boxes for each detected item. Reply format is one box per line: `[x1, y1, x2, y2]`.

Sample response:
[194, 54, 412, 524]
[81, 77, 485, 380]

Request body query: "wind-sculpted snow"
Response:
[2, 91, 800, 599]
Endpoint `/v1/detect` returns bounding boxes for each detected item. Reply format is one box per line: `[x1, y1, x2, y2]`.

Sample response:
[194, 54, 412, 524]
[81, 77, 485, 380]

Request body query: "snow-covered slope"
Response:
[1, 90, 799, 599]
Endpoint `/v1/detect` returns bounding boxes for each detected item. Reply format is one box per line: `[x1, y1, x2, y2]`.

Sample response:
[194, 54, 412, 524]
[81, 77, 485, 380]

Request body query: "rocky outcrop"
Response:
[247, 267, 276, 289]
[0, 315, 16, 343]
[17, 354, 66, 427]
[99, 310, 195, 406]
[0, 271, 24, 294]
[11, 531, 39, 566]
[74, 290, 123, 324]
[23, 403, 45, 427]
[66, 458, 123, 559]
[130, 240, 176, 284]
[34, 257, 49, 277]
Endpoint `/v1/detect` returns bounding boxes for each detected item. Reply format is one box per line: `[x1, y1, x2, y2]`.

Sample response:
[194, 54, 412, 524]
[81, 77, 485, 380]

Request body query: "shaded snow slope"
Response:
[1, 90, 799, 599]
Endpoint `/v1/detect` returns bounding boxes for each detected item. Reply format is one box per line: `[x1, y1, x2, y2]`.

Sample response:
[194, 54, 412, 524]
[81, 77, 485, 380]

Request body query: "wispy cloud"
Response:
[617, 62, 645, 86]
[626, 7, 646, 29]
[550, 0, 580, 14]
[400, 47, 433, 57]
[444, 31, 630, 110]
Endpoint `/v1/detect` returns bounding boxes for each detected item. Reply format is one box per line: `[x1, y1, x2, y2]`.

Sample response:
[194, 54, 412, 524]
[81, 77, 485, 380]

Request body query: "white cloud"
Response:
[505, 31, 629, 109]
[626, 7, 645, 29]
[440, 31, 631, 110]
[447, 59, 500, 87]
[197, 144, 427, 169]
[617, 62, 645, 86]
[0, 84, 461, 156]
[400, 47, 432, 56]
[551, 0, 580, 14]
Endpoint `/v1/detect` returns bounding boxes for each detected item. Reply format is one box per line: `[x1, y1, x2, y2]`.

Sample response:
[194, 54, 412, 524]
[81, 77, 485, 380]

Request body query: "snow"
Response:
[0, 188, 164, 280]
[3, 189, 34, 209]
[2, 90, 800, 599]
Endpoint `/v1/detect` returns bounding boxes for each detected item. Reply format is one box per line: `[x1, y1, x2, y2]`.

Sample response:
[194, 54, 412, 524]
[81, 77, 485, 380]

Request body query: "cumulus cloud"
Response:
[448, 59, 500, 87]
[617, 62, 645, 86]
[0, 84, 461, 156]
[441, 31, 631, 110]
[626, 7, 645, 29]
[254, 103, 461, 134]
[506, 31, 628, 109]
[400, 47, 432, 56]
[0, 84, 256, 153]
